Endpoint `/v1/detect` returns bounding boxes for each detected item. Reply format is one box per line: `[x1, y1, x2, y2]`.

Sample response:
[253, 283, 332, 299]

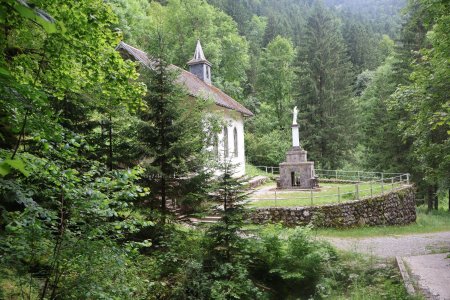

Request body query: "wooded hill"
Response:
[0, 0, 448, 298]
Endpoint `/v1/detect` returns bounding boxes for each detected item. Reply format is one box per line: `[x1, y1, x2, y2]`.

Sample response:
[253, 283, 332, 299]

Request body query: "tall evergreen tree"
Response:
[139, 40, 210, 216]
[296, 2, 355, 168]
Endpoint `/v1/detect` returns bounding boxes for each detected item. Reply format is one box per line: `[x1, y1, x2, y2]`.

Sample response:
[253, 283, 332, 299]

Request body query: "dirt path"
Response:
[324, 231, 450, 258]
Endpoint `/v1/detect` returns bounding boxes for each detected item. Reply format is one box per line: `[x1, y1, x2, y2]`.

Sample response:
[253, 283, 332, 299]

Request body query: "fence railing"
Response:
[254, 166, 407, 182]
[249, 167, 411, 207]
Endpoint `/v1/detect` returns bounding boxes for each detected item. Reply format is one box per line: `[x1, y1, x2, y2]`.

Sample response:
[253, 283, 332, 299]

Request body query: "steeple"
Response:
[187, 40, 212, 85]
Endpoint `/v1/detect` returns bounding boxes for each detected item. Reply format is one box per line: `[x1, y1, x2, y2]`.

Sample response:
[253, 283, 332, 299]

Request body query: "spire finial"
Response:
[193, 40, 206, 60]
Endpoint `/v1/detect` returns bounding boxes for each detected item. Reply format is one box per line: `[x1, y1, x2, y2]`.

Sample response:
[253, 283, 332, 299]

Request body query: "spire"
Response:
[188, 40, 210, 65]
[187, 40, 212, 85]
[193, 40, 206, 60]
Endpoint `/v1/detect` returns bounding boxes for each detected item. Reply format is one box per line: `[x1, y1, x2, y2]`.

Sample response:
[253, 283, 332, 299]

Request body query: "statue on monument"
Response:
[292, 106, 298, 125]
[278, 105, 318, 189]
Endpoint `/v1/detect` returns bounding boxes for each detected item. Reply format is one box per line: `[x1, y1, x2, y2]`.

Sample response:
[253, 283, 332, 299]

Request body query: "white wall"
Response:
[210, 106, 246, 177]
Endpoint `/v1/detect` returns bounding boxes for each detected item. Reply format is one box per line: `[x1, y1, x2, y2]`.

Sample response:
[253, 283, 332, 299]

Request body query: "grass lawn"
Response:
[314, 206, 450, 238]
[245, 163, 277, 179]
[248, 181, 405, 207]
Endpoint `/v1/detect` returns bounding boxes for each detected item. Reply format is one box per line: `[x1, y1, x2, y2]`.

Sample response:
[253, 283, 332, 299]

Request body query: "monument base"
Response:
[278, 147, 317, 189]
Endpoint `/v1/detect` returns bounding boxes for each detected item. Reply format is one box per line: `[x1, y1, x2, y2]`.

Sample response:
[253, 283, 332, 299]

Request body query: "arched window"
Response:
[213, 134, 219, 158]
[223, 126, 229, 158]
[233, 127, 238, 157]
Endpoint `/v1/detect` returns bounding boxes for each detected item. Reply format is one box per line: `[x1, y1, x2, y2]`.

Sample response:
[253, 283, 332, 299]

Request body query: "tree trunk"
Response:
[11, 109, 29, 159]
[161, 175, 166, 224]
[427, 185, 434, 212]
[433, 185, 438, 210]
[448, 188, 449, 212]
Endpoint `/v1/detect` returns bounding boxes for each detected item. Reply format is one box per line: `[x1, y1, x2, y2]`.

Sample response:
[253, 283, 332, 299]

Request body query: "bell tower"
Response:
[187, 40, 212, 85]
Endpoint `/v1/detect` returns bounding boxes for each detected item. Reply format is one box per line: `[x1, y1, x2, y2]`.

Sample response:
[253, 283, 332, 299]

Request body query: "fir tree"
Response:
[204, 161, 261, 299]
[139, 39, 210, 217]
[296, 2, 355, 168]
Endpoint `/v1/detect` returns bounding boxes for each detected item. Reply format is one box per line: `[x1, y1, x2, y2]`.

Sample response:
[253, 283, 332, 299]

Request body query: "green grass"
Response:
[242, 207, 450, 238]
[315, 206, 450, 238]
[248, 182, 405, 207]
[325, 251, 422, 300]
[245, 163, 277, 180]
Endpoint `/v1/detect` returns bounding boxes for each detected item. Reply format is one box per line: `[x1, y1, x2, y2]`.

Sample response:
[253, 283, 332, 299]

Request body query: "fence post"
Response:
[381, 179, 384, 194]
[265, 166, 268, 173]
[271, 167, 274, 175]
[391, 177, 394, 191]
[275, 189, 277, 207]
[338, 186, 340, 203]
[370, 181, 373, 197]
[356, 183, 359, 200]
[407, 173, 410, 185]
[335, 170, 338, 180]
[310, 189, 313, 206]
[357, 171, 360, 182]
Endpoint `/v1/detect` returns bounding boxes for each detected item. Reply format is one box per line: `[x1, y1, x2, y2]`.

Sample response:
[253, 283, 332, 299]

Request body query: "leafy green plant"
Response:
[249, 225, 337, 299]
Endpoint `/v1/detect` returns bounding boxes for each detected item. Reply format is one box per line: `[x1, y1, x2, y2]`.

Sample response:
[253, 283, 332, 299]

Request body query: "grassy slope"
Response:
[245, 163, 276, 179]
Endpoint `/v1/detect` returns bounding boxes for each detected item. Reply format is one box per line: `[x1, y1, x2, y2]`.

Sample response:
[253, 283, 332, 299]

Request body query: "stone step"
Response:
[189, 215, 222, 224]
[189, 218, 217, 224]
[202, 216, 221, 221]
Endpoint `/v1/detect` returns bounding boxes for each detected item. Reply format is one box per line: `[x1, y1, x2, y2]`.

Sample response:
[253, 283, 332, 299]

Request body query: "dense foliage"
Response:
[0, 0, 448, 298]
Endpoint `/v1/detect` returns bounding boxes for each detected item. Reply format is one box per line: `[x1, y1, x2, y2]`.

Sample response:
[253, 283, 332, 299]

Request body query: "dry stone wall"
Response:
[249, 186, 416, 228]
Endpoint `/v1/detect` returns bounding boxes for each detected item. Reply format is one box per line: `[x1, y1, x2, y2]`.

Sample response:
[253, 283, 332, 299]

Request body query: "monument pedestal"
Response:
[278, 147, 316, 189]
[278, 109, 317, 189]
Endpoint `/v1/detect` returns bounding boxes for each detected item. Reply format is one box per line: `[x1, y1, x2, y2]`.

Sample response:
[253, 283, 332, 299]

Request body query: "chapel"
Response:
[117, 40, 253, 176]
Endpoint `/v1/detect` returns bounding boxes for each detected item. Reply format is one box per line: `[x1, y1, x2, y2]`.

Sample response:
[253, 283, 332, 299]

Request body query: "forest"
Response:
[0, 0, 449, 299]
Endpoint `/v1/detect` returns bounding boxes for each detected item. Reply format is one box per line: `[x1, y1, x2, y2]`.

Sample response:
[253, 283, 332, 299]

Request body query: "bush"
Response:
[249, 225, 337, 299]
[245, 131, 291, 166]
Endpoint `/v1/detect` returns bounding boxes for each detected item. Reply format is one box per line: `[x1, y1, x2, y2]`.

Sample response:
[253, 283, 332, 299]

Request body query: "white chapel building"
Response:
[117, 40, 253, 176]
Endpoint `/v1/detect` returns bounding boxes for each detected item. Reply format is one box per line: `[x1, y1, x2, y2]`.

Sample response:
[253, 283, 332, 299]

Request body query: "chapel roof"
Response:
[116, 41, 253, 117]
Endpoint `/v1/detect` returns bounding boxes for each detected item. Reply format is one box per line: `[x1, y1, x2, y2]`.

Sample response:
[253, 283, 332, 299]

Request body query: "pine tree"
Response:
[139, 40, 210, 217]
[204, 160, 261, 298]
[296, 2, 355, 168]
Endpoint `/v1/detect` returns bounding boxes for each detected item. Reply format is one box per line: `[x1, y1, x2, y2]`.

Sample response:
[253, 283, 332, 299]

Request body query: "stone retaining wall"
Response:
[249, 186, 416, 227]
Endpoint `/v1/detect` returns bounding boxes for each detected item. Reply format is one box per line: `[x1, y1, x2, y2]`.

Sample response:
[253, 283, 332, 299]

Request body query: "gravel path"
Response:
[403, 253, 450, 300]
[324, 231, 450, 258]
[325, 231, 450, 299]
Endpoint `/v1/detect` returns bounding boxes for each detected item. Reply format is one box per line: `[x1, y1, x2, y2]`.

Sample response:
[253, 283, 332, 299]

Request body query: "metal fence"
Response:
[250, 167, 411, 207]
[254, 166, 407, 182]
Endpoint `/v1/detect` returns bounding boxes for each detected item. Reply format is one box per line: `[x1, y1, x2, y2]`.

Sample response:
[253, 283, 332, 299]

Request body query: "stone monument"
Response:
[278, 107, 317, 189]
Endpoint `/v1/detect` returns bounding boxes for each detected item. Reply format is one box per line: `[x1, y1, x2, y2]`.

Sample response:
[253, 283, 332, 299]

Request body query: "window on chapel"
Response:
[223, 126, 229, 158]
[233, 127, 238, 157]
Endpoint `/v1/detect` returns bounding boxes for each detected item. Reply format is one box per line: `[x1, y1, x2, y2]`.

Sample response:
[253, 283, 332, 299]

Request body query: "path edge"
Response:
[396, 256, 416, 296]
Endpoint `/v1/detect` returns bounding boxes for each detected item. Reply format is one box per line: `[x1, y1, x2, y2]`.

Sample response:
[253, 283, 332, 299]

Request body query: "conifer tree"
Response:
[139, 38, 210, 216]
[204, 160, 261, 298]
[296, 2, 355, 168]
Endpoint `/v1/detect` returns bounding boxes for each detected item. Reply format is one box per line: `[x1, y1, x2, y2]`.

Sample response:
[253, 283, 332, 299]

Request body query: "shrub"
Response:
[249, 225, 337, 299]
